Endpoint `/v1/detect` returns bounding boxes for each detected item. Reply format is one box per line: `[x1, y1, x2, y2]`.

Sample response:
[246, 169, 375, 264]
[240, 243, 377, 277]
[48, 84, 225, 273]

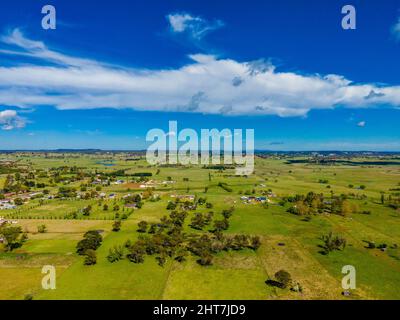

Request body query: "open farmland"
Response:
[1, 152, 400, 300]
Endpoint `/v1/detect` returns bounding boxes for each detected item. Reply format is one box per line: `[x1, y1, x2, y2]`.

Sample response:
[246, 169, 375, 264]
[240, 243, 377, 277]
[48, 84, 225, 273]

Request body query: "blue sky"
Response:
[0, 0, 400, 150]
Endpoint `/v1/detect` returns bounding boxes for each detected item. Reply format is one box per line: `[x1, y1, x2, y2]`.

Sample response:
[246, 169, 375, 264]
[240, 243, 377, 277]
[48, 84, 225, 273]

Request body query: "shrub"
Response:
[107, 246, 124, 263]
[127, 244, 145, 263]
[112, 220, 121, 232]
[84, 249, 97, 265]
[137, 221, 148, 233]
[37, 224, 47, 233]
[321, 232, 346, 254]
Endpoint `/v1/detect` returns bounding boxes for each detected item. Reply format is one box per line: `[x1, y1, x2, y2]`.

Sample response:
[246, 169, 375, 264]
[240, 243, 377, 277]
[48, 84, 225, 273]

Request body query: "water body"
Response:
[96, 161, 116, 167]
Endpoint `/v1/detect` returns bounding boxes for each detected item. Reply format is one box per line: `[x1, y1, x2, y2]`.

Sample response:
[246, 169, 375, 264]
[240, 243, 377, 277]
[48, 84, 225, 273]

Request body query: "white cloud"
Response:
[392, 17, 400, 40]
[357, 121, 366, 127]
[0, 29, 400, 117]
[0, 109, 26, 130]
[166, 13, 223, 39]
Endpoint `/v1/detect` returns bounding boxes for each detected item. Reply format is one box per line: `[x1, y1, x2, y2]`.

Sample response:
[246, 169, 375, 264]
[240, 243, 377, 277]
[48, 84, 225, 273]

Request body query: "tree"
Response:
[249, 236, 261, 250]
[274, 270, 292, 289]
[14, 198, 23, 206]
[221, 207, 234, 219]
[37, 224, 47, 233]
[166, 201, 177, 210]
[103, 204, 108, 211]
[190, 213, 206, 230]
[127, 244, 145, 263]
[213, 218, 229, 232]
[107, 245, 124, 262]
[341, 200, 358, 216]
[0, 225, 28, 251]
[137, 221, 148, 233]
[174, 247, 188, 262]
[84, 249, 97, 265]
[112, 220, 121, 232]
[156, 253, 167, 267]
[82, 205, 92, 216]
[197, 252, 213, 266]
[57, 186, 77, 198]
[322, 232, 346, 254]
[76, 230, 102, 255]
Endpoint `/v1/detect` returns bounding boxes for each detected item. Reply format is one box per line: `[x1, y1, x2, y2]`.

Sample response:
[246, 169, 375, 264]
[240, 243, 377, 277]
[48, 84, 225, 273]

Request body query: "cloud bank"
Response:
[0, 29, 400, 120]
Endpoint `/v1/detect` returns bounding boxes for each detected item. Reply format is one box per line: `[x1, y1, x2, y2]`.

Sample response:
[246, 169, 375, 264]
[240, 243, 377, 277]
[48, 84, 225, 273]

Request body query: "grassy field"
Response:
[1, 153, 400, 300]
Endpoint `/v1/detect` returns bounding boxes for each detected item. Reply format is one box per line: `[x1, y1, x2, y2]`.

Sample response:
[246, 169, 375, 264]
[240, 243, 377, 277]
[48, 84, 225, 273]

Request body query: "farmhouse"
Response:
[0, 203, 17, 210]
[171, 194, 195, 202]
[162, 180, 175, 184]
[140, 180, 158, 188]
[124, 203, 138, 208]
[241, 196, 268, 204]
[0, 217, 7, 226]
[0, 201, 17, 210]
[0, 217, 18, 225]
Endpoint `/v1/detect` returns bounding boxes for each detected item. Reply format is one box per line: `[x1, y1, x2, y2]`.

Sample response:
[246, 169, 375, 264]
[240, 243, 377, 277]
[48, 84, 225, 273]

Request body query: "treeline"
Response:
[218, 182, 233, 193]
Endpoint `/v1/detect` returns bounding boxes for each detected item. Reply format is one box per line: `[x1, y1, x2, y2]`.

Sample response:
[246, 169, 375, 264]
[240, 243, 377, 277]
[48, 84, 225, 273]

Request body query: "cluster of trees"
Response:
[124, 194, 143, 208]
[57, 186, 77, 198]
[76, 230, 103, 265]
[110, 208, 260, 267]
[0, 224, 28, 251]
[285, 192, 359, 216]
[3, 174, 31, 193]
[190, 212, 214, 230]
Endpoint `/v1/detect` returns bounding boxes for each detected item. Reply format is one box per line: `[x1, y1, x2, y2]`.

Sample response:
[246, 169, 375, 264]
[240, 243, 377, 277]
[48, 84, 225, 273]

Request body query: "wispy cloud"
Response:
[357, 121, 366, 127]
[0, 29, 400, 119]
[166, 13, 224, 40]
[1, 29, 98, 67]
[392, 17, 400, 41]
